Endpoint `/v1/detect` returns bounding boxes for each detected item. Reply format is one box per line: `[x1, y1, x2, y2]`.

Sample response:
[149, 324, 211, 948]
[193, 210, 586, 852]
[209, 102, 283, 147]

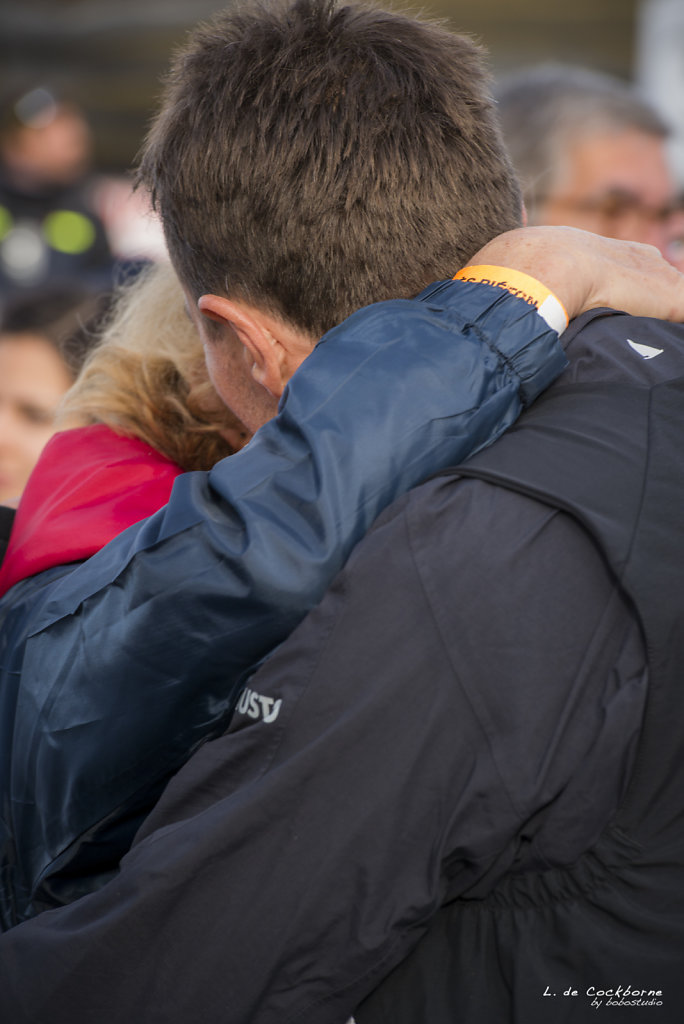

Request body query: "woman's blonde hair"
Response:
[59, 261, 248, 470]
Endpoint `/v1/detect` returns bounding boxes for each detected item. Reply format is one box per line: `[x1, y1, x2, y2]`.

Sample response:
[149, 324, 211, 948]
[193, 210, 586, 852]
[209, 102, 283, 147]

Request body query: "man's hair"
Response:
[495, 63, 670, 220]
[138, 0, 522, 339]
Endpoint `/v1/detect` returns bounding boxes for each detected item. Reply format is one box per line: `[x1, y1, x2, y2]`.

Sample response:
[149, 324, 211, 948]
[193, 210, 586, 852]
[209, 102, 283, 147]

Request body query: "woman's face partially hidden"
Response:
[0, 333, 72, 504]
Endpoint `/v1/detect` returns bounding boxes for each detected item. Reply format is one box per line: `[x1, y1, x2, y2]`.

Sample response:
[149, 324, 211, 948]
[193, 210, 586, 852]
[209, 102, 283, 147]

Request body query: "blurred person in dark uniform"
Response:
[0, 86, 116, 306]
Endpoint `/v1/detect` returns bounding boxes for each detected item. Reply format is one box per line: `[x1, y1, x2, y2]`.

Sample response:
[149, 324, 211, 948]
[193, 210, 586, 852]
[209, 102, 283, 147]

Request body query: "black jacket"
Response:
[358, 308, 684, 1023]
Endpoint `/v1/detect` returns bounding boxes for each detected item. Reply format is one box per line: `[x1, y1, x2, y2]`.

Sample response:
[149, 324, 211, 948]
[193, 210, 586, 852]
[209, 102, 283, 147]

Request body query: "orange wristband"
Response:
[454, 265, 569, 335]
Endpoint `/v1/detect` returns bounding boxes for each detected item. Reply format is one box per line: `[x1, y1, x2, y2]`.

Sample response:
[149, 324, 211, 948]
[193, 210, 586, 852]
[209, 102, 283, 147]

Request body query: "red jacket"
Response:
[0, 425, 183, 597]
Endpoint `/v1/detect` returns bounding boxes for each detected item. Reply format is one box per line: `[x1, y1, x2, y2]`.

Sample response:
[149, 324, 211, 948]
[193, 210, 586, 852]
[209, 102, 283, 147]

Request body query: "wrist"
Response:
[454, 265, 569, 336]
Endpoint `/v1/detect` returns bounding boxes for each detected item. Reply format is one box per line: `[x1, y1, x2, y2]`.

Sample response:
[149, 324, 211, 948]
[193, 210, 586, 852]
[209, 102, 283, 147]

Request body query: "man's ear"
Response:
[197, 294, 290, 398]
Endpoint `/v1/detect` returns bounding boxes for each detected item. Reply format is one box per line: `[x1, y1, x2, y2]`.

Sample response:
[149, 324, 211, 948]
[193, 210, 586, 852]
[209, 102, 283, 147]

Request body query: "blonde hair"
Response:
[59, 261, 248, 471]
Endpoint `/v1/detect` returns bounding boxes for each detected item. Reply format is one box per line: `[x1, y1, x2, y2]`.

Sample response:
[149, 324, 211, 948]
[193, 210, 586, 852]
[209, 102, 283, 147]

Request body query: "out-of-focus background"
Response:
[2, 0, 682, 180]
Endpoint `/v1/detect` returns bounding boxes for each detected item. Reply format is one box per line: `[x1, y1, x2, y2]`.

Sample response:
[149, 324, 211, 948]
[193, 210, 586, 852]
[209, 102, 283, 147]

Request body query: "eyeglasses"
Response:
[544, 189, 676, 226]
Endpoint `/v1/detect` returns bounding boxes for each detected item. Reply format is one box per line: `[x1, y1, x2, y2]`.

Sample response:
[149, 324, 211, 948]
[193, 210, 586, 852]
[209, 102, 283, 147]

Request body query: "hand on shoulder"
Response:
[471, 225, 684, 323]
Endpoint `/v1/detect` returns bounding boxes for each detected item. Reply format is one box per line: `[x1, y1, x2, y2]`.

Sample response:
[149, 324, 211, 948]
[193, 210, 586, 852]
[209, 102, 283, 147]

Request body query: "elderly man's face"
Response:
[535, 127, 677, 259]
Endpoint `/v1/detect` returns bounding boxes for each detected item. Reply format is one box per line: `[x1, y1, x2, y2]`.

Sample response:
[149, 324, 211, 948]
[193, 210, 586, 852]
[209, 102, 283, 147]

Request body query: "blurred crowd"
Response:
[1, 56, 683, 509]
[0, 83, 167, 506]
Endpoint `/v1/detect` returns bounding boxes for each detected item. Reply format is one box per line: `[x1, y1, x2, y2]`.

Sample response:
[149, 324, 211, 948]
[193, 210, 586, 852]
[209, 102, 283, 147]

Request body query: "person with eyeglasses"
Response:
[496, 62, 678, 261]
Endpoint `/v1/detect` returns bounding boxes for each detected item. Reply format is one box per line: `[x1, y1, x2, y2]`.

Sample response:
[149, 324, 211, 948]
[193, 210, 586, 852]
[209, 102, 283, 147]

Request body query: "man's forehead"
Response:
[562, 128, 675, 200]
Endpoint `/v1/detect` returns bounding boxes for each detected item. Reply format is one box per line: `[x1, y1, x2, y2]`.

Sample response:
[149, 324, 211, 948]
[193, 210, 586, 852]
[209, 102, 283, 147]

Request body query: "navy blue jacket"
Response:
[0, 277, 566, 928]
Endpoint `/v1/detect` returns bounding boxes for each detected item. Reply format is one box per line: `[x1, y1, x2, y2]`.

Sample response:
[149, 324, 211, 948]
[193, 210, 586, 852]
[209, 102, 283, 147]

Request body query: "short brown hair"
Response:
[138, 0, 522, 339]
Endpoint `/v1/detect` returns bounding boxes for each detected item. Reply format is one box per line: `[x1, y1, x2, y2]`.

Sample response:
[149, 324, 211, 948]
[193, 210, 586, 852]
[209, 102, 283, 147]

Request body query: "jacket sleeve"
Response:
[0, 278, 567, 921]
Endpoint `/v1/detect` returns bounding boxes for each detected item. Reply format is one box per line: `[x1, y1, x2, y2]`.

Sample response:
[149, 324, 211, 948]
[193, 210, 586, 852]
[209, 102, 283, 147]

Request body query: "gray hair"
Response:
[495, 63, 670, 219]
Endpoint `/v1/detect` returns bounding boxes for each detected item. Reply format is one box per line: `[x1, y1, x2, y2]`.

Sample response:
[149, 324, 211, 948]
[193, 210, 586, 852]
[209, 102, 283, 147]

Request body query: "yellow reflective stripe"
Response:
[0, 205, 13, 241]
[42, 209, 96, 255]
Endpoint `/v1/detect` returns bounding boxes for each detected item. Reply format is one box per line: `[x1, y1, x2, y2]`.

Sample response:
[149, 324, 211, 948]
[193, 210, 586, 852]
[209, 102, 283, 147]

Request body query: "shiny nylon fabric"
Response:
[0, 278, 566, 928]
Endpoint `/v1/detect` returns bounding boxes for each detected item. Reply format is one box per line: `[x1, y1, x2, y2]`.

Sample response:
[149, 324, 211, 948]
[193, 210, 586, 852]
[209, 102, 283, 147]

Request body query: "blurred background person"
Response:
[0, 286, 106, 506]
[495, 63, 679, 260]
[0, 85, 117, 307]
